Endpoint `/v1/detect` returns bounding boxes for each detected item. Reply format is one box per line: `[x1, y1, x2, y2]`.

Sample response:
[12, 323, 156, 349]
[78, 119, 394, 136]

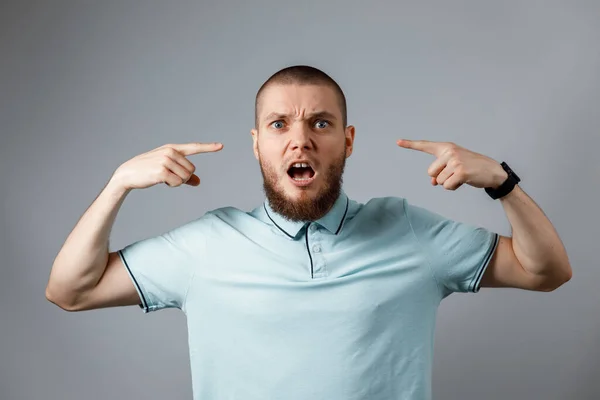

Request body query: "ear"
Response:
[251, 128, 259, 160]
[345, 125, 355, 158]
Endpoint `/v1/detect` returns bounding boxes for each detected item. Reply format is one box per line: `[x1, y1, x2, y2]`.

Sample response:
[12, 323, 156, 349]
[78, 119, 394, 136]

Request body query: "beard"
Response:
[258, 147, 346, 222]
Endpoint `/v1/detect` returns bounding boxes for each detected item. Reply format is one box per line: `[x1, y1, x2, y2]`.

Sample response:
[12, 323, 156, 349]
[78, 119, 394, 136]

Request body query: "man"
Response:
[46, 65, 572, 399]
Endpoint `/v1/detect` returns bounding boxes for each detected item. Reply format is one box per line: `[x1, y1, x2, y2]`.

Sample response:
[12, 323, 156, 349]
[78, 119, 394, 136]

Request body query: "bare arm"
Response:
[45, 179, 138, 311]
[45, 142, 223, 311]
[481, 184, 572, 291]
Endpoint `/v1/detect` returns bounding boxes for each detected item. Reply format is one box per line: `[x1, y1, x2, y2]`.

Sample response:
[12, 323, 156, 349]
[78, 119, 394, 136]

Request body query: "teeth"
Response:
[292, 162, 310, 168]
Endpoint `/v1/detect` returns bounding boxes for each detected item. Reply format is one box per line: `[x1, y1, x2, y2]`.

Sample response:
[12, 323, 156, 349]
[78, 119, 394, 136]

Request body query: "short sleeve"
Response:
[404, 198, 499, 298]
[117, 215, 211, 313]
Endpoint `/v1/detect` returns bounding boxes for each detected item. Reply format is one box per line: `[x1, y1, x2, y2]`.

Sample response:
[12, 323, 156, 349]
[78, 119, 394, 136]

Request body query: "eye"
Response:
[270, 120, 284, 129]
[315, 120, 330, 129]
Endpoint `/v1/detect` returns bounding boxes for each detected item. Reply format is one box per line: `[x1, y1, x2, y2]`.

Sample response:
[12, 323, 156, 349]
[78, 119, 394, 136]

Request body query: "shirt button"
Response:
[310, 225, 317, 232]
[313, 245, 321, 253]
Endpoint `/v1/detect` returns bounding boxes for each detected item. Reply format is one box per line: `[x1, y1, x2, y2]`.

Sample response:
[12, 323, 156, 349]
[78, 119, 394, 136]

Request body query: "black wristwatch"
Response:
[485, 162, 521, 200]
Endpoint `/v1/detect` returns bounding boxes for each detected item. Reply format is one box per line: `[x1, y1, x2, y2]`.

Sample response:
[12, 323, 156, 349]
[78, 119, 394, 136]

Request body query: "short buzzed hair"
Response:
[254, 65, 347, 129]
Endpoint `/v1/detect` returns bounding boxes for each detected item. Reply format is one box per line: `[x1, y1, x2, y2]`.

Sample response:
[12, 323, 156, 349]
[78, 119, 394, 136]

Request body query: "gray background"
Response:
[1, 1, 599, 399]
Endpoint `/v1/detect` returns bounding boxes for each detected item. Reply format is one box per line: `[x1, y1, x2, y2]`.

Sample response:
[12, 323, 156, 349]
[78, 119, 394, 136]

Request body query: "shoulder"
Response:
[354, 195, 446, 228]
[344, 195, 410, 228]
[356, 195, 408, 218]
[199, 205, 265, 232]
[155, 206, 246, 248]
[162, 212, 215, 241]
[206, 205, 255, 222]
[158, 206, 247, 236]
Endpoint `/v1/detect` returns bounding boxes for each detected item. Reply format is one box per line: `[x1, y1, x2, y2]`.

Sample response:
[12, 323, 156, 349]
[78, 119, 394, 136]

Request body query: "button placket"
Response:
[307, 224, 327, 276]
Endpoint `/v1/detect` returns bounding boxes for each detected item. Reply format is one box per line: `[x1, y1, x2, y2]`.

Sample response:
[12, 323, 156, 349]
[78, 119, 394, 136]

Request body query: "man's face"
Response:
[251, 83, 355, 222]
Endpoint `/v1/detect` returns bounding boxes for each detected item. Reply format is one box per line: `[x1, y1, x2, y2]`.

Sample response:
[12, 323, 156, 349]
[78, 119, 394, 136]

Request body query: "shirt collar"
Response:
[263, 189, 350, 239]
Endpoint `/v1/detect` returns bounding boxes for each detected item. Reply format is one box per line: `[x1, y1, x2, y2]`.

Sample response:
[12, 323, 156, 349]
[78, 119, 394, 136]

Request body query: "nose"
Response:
[289, 123, 313, 151]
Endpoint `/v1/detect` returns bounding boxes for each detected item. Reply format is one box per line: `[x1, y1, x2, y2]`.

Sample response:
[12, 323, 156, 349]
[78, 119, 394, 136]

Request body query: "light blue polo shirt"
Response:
[118, 189, 499, 400]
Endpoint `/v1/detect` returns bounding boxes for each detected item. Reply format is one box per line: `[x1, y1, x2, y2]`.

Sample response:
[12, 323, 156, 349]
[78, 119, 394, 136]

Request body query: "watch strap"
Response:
[485, 162, 520, 200]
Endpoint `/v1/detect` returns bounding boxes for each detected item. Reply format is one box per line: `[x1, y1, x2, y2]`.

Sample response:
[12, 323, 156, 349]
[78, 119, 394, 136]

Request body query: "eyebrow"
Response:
[263, 111, 338, 122]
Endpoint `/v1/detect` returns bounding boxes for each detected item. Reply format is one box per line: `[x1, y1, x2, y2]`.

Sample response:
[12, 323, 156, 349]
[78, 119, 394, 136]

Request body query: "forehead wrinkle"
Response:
[258, 83, 343, 120]
[263, 110, 339, 122]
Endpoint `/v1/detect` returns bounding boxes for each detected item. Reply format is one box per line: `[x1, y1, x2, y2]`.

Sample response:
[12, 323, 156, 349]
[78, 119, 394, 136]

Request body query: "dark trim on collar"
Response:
[263, 203, 296, 239]
[335, 197, 349, 235]
[263, 191, 349, 238]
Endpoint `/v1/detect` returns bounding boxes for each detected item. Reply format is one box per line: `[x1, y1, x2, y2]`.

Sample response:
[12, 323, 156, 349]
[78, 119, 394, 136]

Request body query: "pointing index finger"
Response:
[170, 142, 224, 156]
[396, 139, 440, 156]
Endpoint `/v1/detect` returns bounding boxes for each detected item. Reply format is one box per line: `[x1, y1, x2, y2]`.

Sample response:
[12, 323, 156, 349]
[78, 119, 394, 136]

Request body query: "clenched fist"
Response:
[110, 142, 223, 191]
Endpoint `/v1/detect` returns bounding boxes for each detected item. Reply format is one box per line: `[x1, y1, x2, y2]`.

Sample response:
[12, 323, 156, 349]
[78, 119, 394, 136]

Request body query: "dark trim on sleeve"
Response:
[472, 232, 500, 293]
[118, 250, 149, 311]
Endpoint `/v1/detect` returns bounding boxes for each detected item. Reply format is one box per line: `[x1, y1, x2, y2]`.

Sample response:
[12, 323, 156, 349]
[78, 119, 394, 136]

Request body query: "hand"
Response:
[110, 142, 224, 191]
[396, 139, 507, 190]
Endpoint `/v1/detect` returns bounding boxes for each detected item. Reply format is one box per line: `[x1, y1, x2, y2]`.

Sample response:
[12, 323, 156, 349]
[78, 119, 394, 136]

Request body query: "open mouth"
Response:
[287, 162, 316, 186]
